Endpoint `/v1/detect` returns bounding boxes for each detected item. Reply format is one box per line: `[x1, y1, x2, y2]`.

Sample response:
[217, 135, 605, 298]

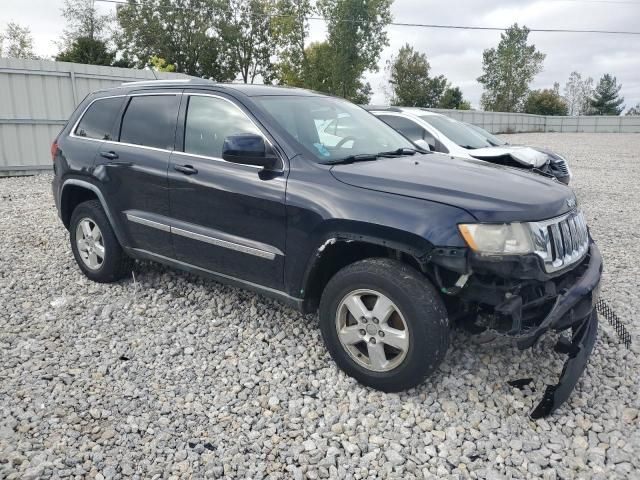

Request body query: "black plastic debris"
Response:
[530, 311, 598, 419]
[596, 299, 632, 348]
[508, 378, 534, 390]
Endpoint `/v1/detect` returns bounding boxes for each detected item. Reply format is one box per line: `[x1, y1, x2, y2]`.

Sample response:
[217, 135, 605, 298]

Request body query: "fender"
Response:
[60, 178, 127, 245]
[296, 224, 436, 309]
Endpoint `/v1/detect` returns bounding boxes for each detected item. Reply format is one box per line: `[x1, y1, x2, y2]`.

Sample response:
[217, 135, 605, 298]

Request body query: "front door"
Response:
[168, 92, 287, 290]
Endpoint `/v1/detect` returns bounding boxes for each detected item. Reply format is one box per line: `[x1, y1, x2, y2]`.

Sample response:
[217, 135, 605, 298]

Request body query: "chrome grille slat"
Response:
[568, 217, 578, 254]
[550, 223, 564, 259]
[555, 159, 569, 174]
[530, 210, 589, 273]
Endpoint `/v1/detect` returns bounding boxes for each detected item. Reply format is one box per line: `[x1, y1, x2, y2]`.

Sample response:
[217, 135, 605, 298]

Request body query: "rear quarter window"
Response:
[74, 97, 124, 140]
[119, 95, 180, 150]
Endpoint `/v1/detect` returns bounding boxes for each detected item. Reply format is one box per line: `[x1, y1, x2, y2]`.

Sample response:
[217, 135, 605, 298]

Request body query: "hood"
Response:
[330, 153, 575, 223]
[530, 146, 562, 162]
[468, 146, 549, 168]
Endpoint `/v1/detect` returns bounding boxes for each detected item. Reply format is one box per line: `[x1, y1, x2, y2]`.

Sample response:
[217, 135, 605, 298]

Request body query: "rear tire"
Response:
[319, 258, 449, 392]
[69, 200, 132, 283]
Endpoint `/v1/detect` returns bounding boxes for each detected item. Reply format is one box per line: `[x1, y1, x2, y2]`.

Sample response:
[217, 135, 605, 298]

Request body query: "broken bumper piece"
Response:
[517, 242, 602, 418]
[530, 310, 598, 418]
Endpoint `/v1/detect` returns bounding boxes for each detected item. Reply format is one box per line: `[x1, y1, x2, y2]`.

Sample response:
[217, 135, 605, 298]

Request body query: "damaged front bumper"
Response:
[462, 241, 603, 417]
[522, 242, 602, 418]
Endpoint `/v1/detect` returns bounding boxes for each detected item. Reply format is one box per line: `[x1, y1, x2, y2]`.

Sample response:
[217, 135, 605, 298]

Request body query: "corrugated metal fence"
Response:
[1, 58, 639, 175]
[428, 108, 640, 134]
[0, 58, 189, 175]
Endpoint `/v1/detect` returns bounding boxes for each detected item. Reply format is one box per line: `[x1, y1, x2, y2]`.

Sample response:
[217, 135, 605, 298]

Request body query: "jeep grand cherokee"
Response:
[52, 80, 602, 418]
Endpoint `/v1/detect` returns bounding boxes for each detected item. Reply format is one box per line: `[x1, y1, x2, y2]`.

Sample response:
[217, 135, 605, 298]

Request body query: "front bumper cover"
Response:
[516, 242, 602, 418]
[530, 310, 598, 418]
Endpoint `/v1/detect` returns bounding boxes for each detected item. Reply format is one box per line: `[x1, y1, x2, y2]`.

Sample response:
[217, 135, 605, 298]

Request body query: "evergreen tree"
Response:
[589, 74, 625, 115]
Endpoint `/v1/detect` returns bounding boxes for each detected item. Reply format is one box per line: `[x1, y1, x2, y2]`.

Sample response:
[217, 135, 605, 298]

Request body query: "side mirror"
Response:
[222, 134, 277, 169]
[414, 138, 434, 151]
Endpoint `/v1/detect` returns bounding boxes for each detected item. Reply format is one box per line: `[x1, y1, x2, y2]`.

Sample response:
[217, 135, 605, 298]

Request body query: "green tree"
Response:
[292, 41, 372, 102]
[216, 0, 277, 83]
[115, 0, 234, 80]
[2, 22, 37, 59]
[57, 0, 116, 65]
[439, 86, 471, 110]
[298, 41, 333, 92]
[149, 55, 176, 72]
[525, 86, 568, 115]
[60, 0, 111, 44]
[589, 74, 624, 115]
[386, 44, 448, 107]
[477, 24, 545, 112]
[626, 103, 640, 116]
[56, 36, 115, 65]
[316, 0, 392, 101]
[271, 0, 314, 86]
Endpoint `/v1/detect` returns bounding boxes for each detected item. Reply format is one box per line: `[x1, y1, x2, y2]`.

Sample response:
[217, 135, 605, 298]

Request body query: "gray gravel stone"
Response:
[0, 133, 639, 478]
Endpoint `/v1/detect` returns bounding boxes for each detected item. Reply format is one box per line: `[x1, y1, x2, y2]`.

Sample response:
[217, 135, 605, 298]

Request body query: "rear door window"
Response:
[74, 97, 123, 140]
[119, 95, 180, 150]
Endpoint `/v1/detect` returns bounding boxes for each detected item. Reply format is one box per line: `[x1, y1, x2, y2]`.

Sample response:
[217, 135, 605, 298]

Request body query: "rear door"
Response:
[94, 91, 182, 257]
[168, 91, 287, 290]
[65, 96, 124, 173]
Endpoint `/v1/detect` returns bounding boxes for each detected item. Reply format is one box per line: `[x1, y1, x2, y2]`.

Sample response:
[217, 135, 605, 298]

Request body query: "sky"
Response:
[2, 0, 639, 110]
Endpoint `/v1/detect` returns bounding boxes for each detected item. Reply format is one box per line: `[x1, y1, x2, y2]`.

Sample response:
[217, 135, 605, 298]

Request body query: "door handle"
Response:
[100, 151, 119, 160]
[174, 164, 198, 175]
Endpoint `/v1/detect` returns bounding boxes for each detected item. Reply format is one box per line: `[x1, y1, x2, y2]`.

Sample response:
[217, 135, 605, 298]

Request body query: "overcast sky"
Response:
[3, 0, 639, 110]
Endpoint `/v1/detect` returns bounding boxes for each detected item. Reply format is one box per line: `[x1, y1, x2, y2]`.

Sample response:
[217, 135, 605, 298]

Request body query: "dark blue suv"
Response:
[52, 79, 602, 417]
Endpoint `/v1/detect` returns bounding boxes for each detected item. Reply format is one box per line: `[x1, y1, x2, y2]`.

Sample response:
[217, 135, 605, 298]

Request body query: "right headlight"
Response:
[458, 223, 534, 255]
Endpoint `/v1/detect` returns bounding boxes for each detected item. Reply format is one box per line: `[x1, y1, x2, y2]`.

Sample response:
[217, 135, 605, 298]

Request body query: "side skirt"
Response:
[125, 247, 305, 312]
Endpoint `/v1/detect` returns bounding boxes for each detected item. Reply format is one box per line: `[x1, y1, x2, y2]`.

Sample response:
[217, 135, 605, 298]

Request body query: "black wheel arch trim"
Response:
[60, 178, 126, 245]
[297, 230, 435, 307]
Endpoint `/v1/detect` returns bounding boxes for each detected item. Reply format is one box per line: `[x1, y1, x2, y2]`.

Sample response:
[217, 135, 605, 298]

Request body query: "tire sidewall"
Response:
[319, 259, 449, 392]
[69, 201, 124, 282]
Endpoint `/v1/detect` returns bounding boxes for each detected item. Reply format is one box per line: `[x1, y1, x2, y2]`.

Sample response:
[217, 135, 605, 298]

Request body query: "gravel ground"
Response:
[0, 133, 638, 479]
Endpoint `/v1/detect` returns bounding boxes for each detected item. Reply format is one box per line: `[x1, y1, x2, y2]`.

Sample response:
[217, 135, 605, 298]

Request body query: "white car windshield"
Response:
[419, 115, 493, 150]
[255, 96, 416, 162]
[465, 122, 507, 146]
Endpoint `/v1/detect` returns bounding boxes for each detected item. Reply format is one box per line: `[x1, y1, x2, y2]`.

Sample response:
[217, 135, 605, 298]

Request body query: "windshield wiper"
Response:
[377, 147, 419, 157]
[320, 154, 379, 165]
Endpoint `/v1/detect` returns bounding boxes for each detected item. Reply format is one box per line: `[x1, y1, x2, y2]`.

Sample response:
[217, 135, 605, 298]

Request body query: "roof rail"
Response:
[361, 105, 402, 112]
[120, 79, 199, 86]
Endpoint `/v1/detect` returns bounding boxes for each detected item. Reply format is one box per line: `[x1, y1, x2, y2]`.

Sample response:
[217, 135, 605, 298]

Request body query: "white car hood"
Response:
[468, 146, 548, 168]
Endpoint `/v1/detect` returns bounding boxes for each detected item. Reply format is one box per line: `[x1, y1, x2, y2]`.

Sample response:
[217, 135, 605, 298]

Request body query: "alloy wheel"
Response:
[75, 218, 105, 270]
[335, 289, 409, 372]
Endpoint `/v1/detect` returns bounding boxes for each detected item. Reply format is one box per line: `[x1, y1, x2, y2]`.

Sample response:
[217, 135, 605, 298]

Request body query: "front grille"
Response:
[530, 210, 589, 273]
[552, 158, 569, 175]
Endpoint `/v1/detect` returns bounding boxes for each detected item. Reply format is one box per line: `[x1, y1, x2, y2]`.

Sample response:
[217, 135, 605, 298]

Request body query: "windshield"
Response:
[465, 122, 507, 146]
[254, 95, 415, 162]
[418, 115, 492, 149]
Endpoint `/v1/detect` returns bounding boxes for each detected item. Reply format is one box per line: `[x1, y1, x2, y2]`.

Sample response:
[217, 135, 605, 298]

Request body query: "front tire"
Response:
[319, 258, 449, 392]
[69, 200, 132, 283]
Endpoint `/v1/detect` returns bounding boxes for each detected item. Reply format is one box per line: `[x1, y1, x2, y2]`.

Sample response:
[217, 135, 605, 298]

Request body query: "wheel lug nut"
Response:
[379, 331, 385, 337]
[362, 318, 367, 323]
[359, 329, 366, 336]
[373, 318, 379, 324]
[369, 337, 376, 344]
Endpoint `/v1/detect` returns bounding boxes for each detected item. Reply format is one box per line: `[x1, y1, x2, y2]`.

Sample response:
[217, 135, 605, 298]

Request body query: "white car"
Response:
[367, 107, 572, 184]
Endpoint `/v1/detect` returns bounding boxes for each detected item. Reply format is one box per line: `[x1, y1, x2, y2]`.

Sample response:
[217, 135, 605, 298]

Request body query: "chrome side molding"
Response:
[125, 213, 277, 260]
